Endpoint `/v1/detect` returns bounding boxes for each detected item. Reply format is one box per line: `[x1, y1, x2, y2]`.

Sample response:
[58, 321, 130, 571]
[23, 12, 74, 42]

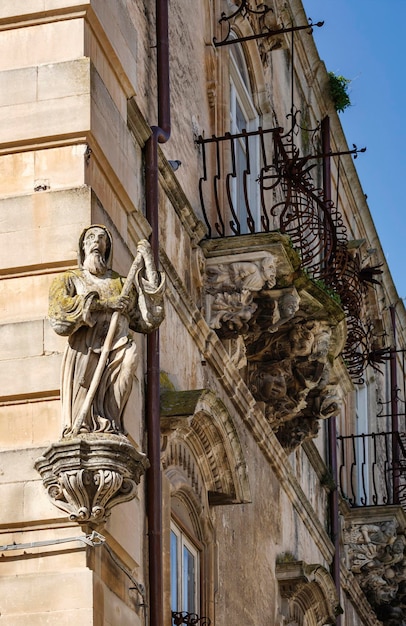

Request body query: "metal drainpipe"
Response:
[321, 116, 342, 624]
[145, 1, 170, 625]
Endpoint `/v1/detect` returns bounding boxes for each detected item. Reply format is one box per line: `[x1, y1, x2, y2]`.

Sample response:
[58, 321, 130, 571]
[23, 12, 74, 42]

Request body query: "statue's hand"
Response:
[107, 295, 130, 313]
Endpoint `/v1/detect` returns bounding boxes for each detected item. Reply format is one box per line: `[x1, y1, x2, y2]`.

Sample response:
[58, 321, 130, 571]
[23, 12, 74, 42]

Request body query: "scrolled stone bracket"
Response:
[35, 434, 149, 526]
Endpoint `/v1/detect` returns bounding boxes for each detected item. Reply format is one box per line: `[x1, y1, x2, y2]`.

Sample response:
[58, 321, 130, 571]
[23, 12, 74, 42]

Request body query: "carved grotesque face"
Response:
[289, 326, 314, 357]
[279, 293, 300, 318]
[257, 367, 287, 401]
[261, 258, 277, 288]
[82, 227, 108, 259]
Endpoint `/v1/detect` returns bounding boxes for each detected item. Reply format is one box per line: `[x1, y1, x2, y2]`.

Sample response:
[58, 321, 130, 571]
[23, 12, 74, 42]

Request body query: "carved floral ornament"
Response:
[343, 512, 406, 626]
[202, 234, 345, 451]
[35, 226, 165, 525]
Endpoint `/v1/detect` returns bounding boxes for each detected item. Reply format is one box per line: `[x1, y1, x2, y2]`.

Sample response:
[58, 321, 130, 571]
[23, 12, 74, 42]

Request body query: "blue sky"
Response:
[303, 0, 406, 301]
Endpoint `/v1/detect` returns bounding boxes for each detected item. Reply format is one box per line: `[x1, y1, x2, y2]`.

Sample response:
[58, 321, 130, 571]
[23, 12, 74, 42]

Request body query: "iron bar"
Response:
[214, 15, 323, 48]
[0, 531, 105, 552]
[337, 432, 406, 508]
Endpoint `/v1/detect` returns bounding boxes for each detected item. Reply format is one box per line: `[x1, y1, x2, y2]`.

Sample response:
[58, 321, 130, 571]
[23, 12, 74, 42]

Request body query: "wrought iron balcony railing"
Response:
[197, 126, 339, 277]
[337, 431, 406, 507]
[196, 122, 376, 383]
[172, 611, 211, 625]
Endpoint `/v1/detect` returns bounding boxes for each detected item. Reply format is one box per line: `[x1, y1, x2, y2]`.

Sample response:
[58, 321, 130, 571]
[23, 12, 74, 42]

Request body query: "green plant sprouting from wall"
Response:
[276, 551, 296, 564]
[328, 72, 351, 113]
[311, 278, 342, 305]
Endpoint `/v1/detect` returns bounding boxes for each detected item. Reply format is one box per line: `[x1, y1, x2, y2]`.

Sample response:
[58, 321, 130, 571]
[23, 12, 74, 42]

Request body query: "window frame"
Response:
[170, 516, 202, 615]
[229, 41, 260, 233]
[355, 383, 370, 505]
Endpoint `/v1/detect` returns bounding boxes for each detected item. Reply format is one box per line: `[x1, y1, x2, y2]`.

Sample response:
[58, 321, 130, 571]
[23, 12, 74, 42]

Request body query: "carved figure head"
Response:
[256, 364, 288, 402]
[289, 324, 314, 357]
[261, 257, 277, 289]
[278, 291, 300, 318]
[78, 225, 113, 274]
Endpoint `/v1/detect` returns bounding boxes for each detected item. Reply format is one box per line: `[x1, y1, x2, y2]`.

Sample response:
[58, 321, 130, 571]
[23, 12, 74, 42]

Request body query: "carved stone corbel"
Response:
[246, 320, 334, 426]
[35, 434, 149, 525]
[205, 251, 278, 336]
[343, 509, 406, 625]
[201, 234, 345, 451]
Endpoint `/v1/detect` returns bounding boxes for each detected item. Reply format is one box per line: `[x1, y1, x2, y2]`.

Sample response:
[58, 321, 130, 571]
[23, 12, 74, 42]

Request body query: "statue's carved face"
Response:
[82, 227, 108, 260]
[289, 326, 314, 357]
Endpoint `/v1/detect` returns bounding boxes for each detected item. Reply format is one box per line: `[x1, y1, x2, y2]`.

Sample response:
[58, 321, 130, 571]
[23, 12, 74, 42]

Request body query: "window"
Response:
[170, 520, 200, 614]
[355, 384, 370, 504]
[229, 41, 260, 233]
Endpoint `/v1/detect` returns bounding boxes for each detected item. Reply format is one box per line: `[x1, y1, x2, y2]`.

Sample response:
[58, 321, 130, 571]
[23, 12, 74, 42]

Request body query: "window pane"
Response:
[170, 530, 179, 611]
[236, 99, 246, 133]
[183, 545, 196, 613]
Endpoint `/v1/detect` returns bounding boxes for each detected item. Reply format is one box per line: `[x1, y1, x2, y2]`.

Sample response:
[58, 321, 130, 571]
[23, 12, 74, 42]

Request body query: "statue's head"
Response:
[261, 257, 277, 288]
[279, 290, 300, 318]
[78, 225, 113, 274]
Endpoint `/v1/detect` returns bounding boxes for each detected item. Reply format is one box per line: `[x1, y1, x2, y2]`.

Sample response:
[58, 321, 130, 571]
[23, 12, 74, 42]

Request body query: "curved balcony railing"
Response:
[172, 611, 211, 625]
[197, 126, 339, 280]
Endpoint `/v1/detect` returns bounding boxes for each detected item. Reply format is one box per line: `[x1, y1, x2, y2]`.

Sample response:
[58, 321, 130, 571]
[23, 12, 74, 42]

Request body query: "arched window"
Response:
[170, 517, 201, 614]
[161, 388, 251, 623]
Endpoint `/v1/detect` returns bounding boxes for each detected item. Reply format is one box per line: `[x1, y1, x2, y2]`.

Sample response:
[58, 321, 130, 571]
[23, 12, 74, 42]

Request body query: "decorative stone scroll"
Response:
[343, 511, 406, 625]
[36, 225, 165, 525]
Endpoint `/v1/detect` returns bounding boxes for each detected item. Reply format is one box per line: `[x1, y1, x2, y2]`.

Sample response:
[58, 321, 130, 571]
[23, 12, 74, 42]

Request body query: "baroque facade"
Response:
[1, 1, 406, 625]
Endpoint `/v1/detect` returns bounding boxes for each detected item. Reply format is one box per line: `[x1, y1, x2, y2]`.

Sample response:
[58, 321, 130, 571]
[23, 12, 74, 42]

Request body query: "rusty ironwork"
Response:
[197, 125, 364, 281]
[213, 0, 323, 48]
[341, 316, 377, 384]
[264, 127, 339, 278]
[196, 120, 375, 382]
[172, 611, 211, 626]
[337, 431, 406, 508]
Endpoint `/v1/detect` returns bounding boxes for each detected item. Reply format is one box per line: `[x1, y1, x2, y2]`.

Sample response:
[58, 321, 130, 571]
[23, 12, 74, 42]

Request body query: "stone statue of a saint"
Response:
[48, 225, 165, 437]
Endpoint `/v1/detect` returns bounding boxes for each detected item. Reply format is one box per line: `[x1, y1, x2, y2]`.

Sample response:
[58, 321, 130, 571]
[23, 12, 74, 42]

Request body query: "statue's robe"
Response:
[49, 267, 164, 435]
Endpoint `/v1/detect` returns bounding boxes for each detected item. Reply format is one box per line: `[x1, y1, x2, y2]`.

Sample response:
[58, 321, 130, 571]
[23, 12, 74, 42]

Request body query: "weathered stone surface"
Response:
[35, 434, 149, 525]
[0, 19, 85, 71]
[0, 188, 92, 272]
[343, 507, 406, 625]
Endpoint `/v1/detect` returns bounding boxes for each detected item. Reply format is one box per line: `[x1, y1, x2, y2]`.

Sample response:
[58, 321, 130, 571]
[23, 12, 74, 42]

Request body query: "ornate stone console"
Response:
[35, 434, 149, 525]
[343, 506, 406, 626]
[202, 233, 346, 452]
